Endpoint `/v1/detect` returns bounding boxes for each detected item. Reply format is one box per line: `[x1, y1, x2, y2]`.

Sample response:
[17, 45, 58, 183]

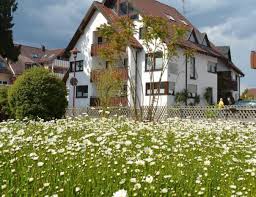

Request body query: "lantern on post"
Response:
[70, 48, 81, 115]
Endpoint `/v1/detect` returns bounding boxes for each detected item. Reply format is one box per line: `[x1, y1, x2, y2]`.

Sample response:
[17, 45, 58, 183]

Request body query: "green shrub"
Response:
[0, 86, 11, 121]
[8, 67, 68, 120]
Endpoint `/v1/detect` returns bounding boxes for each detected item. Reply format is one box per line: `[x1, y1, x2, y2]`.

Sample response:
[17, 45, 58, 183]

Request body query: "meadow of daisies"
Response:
[0, 116, 255, 197]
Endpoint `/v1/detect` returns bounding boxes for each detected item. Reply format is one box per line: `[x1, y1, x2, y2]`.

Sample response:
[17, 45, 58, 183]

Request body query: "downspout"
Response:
[185, 54, 188, 106]
[239, 76, 241, 99]
[135, 50, 138, 107]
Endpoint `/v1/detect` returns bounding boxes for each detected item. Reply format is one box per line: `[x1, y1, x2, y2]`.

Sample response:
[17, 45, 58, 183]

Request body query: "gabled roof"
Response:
[201, 33, 211, 47]
[10, 44, 65, 75]
[76, 0, 244, 76]
[65, 1, 142, 53]
[217, 46, 231, 61]
[126, 0, 244, 76]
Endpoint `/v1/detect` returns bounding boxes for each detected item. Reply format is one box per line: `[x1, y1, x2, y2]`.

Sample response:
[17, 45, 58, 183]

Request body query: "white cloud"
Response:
[200, 13, 256, 88]
[186, 0, 227, 15]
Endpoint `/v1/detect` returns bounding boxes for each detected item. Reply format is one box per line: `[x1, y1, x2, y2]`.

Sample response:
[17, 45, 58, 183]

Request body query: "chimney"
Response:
[41, 45, 46, 52]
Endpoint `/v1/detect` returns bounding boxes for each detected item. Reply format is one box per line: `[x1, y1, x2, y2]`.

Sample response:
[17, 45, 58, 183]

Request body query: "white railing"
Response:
[50, 59, 69, 69]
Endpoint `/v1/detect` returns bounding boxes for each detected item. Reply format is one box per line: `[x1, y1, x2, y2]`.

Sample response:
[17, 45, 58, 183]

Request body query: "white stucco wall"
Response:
[67, 10, 238, 108]
[132, 16, 218, 106]
[67, 11, 108, 108]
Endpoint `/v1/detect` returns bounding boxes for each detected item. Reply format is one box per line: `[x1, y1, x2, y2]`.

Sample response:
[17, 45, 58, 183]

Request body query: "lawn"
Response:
[0, 116, 255, 196]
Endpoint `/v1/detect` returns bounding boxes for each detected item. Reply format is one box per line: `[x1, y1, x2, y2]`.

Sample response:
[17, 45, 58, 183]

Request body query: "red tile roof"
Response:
[66, 2, 142, 53]
[131, 0, 244, 76]
[247, 88, 256, 97]
[10, 44, 65, 75]
[67, 0, 244, 76]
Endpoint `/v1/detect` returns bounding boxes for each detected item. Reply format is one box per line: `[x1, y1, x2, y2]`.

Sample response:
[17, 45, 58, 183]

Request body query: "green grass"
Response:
[0, 117, 255, 196]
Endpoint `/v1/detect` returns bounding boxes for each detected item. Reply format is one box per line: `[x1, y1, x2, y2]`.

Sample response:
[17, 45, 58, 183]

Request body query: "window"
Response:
[235, 75, 239, 82]
[207, 62, 217, 73]
[106, 61, 110, 69]
[76, 85, 88, 98]
[123, 58, 128, 67]
[119, 2, 127, 15]
[146, 82, 168, 96]
[117, 1, 137, 16]
[139, 27, 145, 39]
[98, 37, 103, 44]
[32, 54, 39, 58]
[0, 81, 8, 85]
[169, 82, 175, 95]
[0, 61, 6, 69]
[180, 20, 188, 25]
[25, 64, 33, 70]
[145, 52, 163, 71]
[119, 84, 128, 96]
[168, 62, 178, 75]
[188, 84, 197, 98]
[166, 14, 175, 21]
[130, 14, 139, 20]
[70, 60, 84, 72]
[190, 57, 196, 79]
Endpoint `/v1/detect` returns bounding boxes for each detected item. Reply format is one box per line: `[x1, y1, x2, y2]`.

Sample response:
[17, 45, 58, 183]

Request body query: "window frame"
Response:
[168, 82, 176, 96]
[190, 57, 196, 80]
[145, 52, 163, 72]
[187, 84, 198, 98]
[145, 82, 169, 96]
[70, 60, 84, 72]
[207, 62, 217, 74]
[97, 36, 103, 45]
[76, 85, 88, 98]
[139, 27, 145, 39]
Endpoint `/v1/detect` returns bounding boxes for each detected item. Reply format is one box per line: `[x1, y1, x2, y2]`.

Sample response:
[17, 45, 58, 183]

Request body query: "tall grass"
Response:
[0, 117, 255, 196]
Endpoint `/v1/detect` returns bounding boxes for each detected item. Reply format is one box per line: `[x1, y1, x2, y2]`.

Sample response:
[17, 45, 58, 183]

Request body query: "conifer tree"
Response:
[0, 0, 20, 62]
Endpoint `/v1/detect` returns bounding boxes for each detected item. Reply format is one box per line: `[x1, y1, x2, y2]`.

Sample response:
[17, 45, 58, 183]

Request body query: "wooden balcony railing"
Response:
[218, 71, 238, 91]
[91, 67, 128, 82]
[90, 96, 128, 107]
[91, 43, 108, 57]
[218, 78, 238, 91]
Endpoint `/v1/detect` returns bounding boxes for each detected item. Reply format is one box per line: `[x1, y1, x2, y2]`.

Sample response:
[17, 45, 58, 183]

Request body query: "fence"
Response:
[66, 106, 256, 121]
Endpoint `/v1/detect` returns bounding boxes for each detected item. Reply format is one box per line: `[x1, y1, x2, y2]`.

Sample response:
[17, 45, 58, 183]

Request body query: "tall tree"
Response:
[0, 0, 20, 62]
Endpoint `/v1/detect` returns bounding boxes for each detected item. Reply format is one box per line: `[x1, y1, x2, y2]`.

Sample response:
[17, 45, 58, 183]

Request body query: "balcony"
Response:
[46, 59, 69, 79]
[90, 96, 128, 107]
[91, 43, 108, 57]
[91, 67, 128, 82]
[218, 71, 238, 91]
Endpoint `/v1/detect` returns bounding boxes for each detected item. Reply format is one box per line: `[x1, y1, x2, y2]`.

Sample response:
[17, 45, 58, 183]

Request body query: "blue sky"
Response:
[13, 0, 256, 90]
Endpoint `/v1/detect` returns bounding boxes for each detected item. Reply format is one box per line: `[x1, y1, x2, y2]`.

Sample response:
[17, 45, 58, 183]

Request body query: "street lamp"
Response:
[70, 48, 81, 115]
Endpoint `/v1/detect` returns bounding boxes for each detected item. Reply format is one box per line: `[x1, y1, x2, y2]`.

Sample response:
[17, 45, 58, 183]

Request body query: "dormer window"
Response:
[119, 1, 128, 15]
[166, 14, 175, 21]
[180, 20, 188, 25]
[0, 61, 6, 69]
[32, 54, 39, 58]
[202, 34, 211, 47]
[189, 31, 198, 43]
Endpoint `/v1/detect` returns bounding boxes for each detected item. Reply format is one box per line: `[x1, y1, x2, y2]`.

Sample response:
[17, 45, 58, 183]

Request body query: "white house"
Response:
[65, 0, 244, 108]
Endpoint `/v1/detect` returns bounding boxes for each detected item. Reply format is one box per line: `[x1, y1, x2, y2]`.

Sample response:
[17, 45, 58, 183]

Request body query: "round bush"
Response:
[8, 67, 68, 120]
